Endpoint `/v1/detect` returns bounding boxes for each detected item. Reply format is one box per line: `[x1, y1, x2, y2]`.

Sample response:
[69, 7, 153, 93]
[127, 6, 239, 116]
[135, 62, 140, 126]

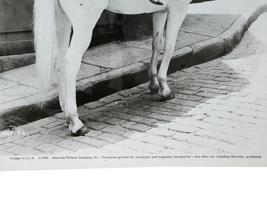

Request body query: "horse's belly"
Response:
[107, 0, 168, 14]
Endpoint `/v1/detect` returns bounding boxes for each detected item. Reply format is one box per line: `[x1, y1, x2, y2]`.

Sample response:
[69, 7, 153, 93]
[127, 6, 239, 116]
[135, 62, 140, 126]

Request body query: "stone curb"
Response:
[0, 53, 35, 73]
[180, 4, 267, 68]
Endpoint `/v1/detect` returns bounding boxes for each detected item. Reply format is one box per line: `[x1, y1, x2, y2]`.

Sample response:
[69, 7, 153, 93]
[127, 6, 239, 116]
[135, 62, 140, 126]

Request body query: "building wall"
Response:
[0, 0, 122, 56]
[0, 0, 33, 56]
[0, 0, 213, 56]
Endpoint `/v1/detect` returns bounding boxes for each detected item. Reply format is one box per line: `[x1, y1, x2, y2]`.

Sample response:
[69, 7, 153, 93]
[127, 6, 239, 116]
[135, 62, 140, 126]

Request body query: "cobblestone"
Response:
[34, 143, 67, 154]
[116, 139, 164, 154]
[72, 136, 110, 148]
[6, 145, 43, 155]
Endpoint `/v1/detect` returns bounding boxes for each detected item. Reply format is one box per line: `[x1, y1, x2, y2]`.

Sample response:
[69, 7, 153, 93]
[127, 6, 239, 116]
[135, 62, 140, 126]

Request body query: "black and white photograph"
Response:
[0, 0, 267, 170]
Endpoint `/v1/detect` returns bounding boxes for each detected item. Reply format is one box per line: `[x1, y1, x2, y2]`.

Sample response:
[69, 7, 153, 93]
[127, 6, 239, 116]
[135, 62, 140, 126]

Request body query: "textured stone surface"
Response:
[0, 31, 266, 160]
[181, 14, 238, 36]
[0, 53, 35, 73]
[83, 43, 152, 69]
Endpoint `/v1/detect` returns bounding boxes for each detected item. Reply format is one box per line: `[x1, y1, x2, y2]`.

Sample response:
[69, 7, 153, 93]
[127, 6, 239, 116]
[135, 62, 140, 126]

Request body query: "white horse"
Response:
[34, 0, 191, 135]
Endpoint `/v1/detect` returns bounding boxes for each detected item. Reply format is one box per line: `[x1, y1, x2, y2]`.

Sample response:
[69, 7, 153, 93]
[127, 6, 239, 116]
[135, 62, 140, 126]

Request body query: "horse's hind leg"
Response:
[59, 0, 106, 135]
[55, 4, 71, 114]
[148, 12, 167, 94]
[157, 1, 189, 100]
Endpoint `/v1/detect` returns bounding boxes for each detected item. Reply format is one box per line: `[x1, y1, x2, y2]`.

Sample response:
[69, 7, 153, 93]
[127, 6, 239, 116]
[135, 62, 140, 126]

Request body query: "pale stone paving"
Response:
[0, 32, 267, 157]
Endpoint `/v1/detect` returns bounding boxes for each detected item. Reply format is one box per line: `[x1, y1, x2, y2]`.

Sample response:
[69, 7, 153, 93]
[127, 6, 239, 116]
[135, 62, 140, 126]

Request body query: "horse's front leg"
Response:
[157, 2, 189, 100]
[149, 12, 167, 94]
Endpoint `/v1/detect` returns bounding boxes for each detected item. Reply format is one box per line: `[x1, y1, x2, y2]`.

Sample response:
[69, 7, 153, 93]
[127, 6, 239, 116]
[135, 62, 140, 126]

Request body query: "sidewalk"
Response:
[0, 13, 258, 120]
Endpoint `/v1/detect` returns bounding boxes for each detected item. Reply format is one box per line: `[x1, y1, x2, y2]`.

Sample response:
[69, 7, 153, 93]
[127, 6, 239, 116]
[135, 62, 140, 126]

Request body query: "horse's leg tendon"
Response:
[149, 12, 167, 94]
[157, 1, 189, 100]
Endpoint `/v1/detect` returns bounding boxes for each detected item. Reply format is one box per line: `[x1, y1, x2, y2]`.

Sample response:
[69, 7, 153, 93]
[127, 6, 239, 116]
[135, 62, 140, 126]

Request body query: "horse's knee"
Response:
[63, 53, 83, 80]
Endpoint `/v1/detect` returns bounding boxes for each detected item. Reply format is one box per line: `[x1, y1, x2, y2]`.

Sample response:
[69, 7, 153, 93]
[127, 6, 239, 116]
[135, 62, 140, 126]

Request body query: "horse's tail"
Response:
[34, 0, 58, 103]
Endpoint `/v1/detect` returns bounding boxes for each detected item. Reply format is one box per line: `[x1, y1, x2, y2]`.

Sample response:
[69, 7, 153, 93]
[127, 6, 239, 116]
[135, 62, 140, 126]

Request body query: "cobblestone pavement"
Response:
[0, 31, 267, 159]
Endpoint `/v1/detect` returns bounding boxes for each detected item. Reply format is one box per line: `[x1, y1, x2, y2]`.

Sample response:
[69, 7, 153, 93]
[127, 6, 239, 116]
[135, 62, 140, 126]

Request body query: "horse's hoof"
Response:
[160, 91, 175, 101]
[71, 125, 89, 137]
